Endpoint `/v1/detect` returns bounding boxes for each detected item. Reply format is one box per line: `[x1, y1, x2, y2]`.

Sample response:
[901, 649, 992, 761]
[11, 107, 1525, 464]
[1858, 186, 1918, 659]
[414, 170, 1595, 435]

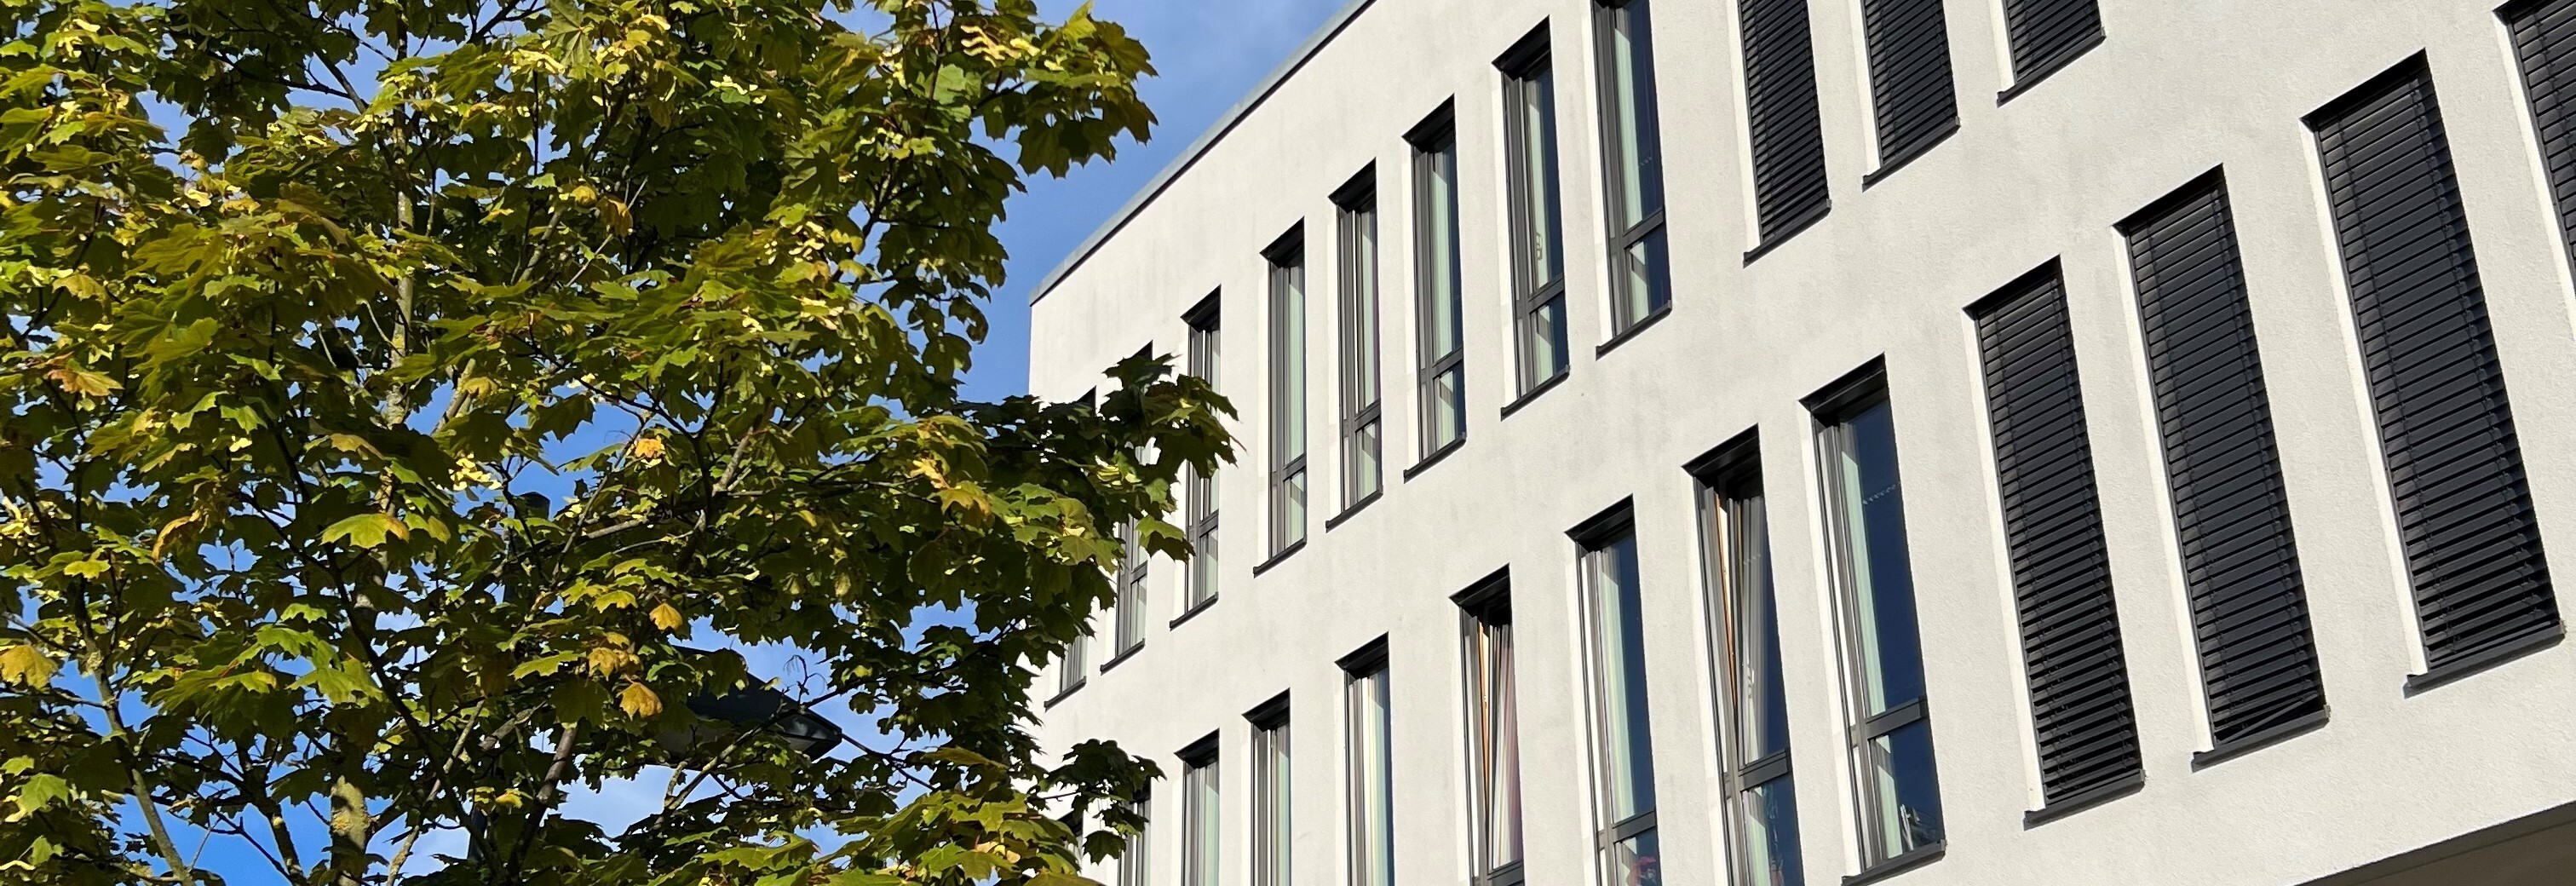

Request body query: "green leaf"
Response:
[321, 514, 407, 549]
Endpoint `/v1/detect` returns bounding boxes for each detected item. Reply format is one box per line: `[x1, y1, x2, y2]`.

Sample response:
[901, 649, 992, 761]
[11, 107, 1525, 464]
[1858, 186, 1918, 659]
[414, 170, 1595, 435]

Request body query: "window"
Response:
[2119, 173, 2326, 756]
[1596, 0, 1670, 331]
[1410, 106, 1469, 457]
[1115, 515, 1148, 657]
[2310, 59, 2562, 685]
[1809, 369, 1942, 870]
[1186, 296, 1223, 610]
[1858, 0, 1956, 170]
[1574, 507, 1658, 886]
[2000, 0, 2102, 89]
[1738, 0, 1828, 250]
[1061, 633, 1088, 697]
[1343, 641, 1394, 886]
[1250, 698, 1292, 886]
[2510, 0, 2576, 273]
[1182, 738, 1221, 886]
[1969, 265, 2143, 814]
[1457, 575, 1524, 886]
[1336, 173, 1386, 509]
[1689, 434, 1805, 886]
[1499, 28, 1569, 394]
[1268, 232, 1309, 557]
[1119, 791, 1153, 886]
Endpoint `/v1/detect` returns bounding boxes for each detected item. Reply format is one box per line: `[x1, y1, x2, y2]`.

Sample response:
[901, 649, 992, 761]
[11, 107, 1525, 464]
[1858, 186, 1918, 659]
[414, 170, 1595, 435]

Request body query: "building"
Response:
[1025, 0, 2576, 884]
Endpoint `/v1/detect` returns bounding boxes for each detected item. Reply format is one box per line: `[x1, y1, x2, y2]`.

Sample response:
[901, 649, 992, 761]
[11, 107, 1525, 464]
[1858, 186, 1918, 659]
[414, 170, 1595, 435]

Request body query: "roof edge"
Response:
[1026, 0, 1380, 308]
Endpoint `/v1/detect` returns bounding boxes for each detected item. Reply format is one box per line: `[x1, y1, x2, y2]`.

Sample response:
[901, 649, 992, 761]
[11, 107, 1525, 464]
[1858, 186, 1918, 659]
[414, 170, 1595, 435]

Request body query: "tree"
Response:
[0, 0, 1228, 882]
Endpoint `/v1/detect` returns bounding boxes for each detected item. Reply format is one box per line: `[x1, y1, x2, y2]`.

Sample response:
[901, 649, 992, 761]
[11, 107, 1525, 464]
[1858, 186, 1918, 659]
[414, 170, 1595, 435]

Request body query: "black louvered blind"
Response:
[1740, 0, 1828, 244]
[2312, 60, 2563, 674]
[2510, 0, 2576, 273]
[1970, 267, 2141, 805]
[2121, 175, 2326, 747]
[2002, 0, 2102, 83]
[1860, 0, 1957, 165]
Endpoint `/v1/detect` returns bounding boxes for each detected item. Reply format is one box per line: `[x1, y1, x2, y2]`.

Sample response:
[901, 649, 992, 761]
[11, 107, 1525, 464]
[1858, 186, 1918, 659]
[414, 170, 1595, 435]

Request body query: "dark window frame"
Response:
[1247, 693, 1293, 886]
[1333, 170, 1387, 513]
[1805, 363, 1947, 872]
[1408, 104, 1470, 460]
[1569, 502, 1659, 877]
[1856, 0, 1960, 176]
[1455, 570, 1526, 886]
[1179, 734, 1222, 886]
[1341, 638, 1396, 886]
[1593, 0, 1671, 332]
[1498, 26, 1572, 396]
[1265, 229, 1309, 559]
[1184, 294, 1224, 613]
[1687, 431, 1810, 886]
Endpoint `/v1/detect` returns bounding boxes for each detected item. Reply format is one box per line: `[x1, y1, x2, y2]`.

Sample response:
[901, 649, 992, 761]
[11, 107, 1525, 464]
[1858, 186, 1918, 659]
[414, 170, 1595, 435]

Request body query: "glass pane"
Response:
[1587, 533, 1657, 822]
[1119, 797, 1151, 886]
[1418, 146, 1463, 361]
[1834, 401, 1926, 715]
[1618, 227, 1670, 328]
[1605, 0, 1665, 227]
[1512, 69, 1565, 289]
[1529, 294, 1567, 386]
[1254, 725, 1291, 886]
[1343, 206, 1381, 410]
[1282, 469, 1307, 549]
[1468, 617, 1525, 872]
[1062, 634, 1087, 693]
[1347, 419, 1383, 504]
[1190, 520, 1221, 607]
[1429, 365, 1465, 452]
[1739, 776, 1805, 886]
[1863, 721, 1944, 860]
[1185, 759, 1220, 886]
[1348, 669, 1395, 886]
[1607, 828, 1661, 886]
[1725, 492, 1792, 762]
[1274, 262, 1307, 463]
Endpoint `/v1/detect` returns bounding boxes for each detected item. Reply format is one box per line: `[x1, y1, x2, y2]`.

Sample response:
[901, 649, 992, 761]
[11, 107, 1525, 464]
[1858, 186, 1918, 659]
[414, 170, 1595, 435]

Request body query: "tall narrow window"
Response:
[1118, 792, 1153, 886]
[1809, 370, 1943, 870]
[1267, 233, 1309, 556]
[1859, 0, 1957, 169]
[1739, 0, 1829, 250]
[1343, 641, 1395, 886]
[2119, 174, 2326, 756]
[2313, 59, 2563, 686]
[1689, 435, 1805, 886]
[1411, 106, 1469, 457]
[1574, 508, 1658, 886]
[1969, 265, 2143, 814]
[1499, 29, 1569, 394]
[2000, 0, 2102, 89]
[2510, 0, 2576, 273]
[1060, 634, 1088, 696]
[1458, 576, 1525, 886]
[1250, 699, 1292, 886]
[1186, 296, 1223, 610]
[1595, 0, 1670, 330]
[1182, 739, 1221, 886]
[1115, 515, 1148, 657]
[1336, 173, 1385, 509]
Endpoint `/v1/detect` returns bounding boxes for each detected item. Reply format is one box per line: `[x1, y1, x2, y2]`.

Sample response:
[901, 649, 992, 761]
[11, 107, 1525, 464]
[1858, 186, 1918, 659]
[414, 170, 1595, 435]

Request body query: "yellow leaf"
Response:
[45, 366, 119, 397]
[585, 646, 640, 676]
[648, 602, 684, 630]
[601, 198, 632, 235]
[630, 436, 664, 461]
[0, 645, 58, 688]
[619, 682, 662, 717]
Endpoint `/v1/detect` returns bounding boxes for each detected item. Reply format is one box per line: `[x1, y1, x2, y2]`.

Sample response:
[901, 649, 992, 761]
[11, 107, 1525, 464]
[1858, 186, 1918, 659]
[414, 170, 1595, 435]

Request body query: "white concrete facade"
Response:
[1026, 1, 2576, 885]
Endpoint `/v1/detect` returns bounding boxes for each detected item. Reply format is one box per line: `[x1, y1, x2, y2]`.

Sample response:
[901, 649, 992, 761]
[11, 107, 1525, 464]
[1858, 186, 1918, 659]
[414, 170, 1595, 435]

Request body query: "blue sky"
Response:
[967, 0, 1349, 402]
